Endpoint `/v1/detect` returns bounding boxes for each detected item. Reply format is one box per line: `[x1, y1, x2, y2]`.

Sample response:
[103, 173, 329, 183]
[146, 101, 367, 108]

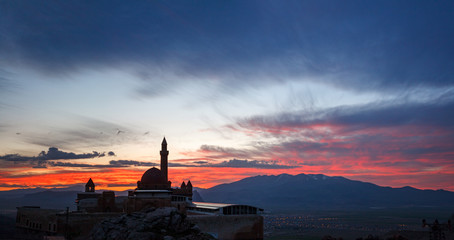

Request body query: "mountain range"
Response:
[1, 173, 453, 217]
[196, 173, 454, 211]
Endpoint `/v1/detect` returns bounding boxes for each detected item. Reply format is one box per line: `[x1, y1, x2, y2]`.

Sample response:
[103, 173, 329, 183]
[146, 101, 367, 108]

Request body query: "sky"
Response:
[1, 0, 454, 191]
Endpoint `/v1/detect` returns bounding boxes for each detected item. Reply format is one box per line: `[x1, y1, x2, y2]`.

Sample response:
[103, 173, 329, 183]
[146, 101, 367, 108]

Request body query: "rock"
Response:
[128, 231, 156, 239]
[191, 225, 200, 232]
[89, 207, 216, 240]
[170, 213, 182, 226]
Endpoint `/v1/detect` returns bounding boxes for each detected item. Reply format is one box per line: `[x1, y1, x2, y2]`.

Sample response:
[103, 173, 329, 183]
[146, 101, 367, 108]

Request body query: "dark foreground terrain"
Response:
[264, 208, 454, 240]
[2, 207, 453, 240]
[0, 214, 15, 240]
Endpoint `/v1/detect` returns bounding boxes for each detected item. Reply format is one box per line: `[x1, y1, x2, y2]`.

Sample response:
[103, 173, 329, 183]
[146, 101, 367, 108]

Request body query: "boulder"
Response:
[90, 207, 215, 240]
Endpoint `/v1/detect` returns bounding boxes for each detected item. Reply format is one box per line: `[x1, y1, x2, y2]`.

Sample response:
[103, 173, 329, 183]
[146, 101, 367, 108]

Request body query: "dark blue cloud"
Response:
[49, 162, 113, 168]
[41, 158, 297, 169]
[193, 161, 208, 164]
[205, 159, 298, 169]
[168, 158, 298, 169]
[0, 147, 113, 162]
[1, 0, 453, 92]
[19, 117, 133, 150]
[240, 97, 454, 132]
[109, 160, 157, 167]
[232, 98, 454, 162]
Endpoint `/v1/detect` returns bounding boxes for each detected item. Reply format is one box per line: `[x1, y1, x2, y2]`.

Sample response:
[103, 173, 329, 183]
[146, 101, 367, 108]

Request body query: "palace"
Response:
[16, 137, 264, 240]
[77, 138, 194, 213]
[126, 137, 193, 212]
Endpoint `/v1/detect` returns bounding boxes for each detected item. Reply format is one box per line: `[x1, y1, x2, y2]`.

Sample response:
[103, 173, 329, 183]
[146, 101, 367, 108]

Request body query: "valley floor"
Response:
[263, 208, 454, 240]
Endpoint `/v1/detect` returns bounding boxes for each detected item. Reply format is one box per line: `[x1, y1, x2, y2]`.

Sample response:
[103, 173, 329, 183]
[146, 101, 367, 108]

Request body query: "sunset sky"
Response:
[1, 1, 454, 191]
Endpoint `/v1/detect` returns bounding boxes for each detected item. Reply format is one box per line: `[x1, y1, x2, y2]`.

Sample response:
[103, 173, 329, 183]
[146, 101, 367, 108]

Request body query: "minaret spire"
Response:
[160, 137, 169, 182]
[85, 178, 95, 192]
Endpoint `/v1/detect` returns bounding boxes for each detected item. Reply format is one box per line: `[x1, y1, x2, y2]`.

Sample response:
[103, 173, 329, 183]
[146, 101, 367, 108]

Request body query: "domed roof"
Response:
[140, 167, 166, 184]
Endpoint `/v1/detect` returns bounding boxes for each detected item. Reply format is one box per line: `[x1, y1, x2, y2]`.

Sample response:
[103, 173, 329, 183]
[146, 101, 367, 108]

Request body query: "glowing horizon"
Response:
[1, 138, 453, 192]
[1, 1, 454, 193]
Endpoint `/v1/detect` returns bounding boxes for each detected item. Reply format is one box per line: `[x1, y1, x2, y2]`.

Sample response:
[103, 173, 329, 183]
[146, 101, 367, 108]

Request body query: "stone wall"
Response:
[17, 207, 264, 240]
[57, 212, 121, 239]
[16, 207, 61, 234]
[188, 215, 264, 240]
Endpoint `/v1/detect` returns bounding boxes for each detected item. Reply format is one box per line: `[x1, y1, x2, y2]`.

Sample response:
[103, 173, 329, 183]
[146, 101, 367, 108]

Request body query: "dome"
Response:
[140, 167, 166, 184]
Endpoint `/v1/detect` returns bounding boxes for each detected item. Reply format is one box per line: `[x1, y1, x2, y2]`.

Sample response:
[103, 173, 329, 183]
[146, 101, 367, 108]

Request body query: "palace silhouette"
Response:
[16, 137, 264, 239]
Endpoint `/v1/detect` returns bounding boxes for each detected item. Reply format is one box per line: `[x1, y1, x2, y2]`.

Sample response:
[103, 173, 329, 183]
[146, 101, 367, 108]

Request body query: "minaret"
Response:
[187, 180, 193, 193]
[160, 137, 169, 182]
[85, 178, 95, 192]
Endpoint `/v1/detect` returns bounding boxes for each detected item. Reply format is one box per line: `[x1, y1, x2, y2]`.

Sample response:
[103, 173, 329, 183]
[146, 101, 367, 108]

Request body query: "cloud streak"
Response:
[201, 159, 297, 169]
[0, 147, 113, 162]
[214, 99, 454, 184]
[1, 1, 453, 95]
[18, 117, 136, 150]
[0, 147, 116, 169]
[109, 160, 158, 167]
[235, 97, 454, 134]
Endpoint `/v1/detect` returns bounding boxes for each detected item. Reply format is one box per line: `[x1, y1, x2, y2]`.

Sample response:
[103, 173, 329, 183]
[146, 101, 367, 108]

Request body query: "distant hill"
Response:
[0, 186, 131, 217]
[0, 190, 78, 217]
[1, 173, 453, 215]
[192, 189, 204, 202]
[197, 173, 454, 211]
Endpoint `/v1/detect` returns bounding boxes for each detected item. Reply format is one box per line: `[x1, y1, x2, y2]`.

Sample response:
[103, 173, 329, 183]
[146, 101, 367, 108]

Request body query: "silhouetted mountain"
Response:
[0, 185, 134, 215]
[192, 190, 204, 202]
[0, 187, 47, 199]
[2, 174, 453, 215]
[197, 173, 454, 211]
[0, 190, 78, 216]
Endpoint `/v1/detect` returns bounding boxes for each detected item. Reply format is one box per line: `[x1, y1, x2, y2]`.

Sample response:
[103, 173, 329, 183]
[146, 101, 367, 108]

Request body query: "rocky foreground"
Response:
[90, 207, 216, 240]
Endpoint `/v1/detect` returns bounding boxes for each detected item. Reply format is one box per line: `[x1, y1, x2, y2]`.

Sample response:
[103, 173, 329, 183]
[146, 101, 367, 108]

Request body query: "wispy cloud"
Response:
[3, 157, 295, 170]
[27, 160, 158, 169]
[201, 159, 298, 169]
[215, 99, 454, 178]
[18, 117, 136, 150]
[235, 97, 454, 136]
[48, 162, 114, 169]
[109, 158, 297, 169]
[109, 160, 158, 167]
[0, 147, 115, 169]
[197, 145, 259, 160]
[0, 147, 112, 162]
[1, 1, 453, 96]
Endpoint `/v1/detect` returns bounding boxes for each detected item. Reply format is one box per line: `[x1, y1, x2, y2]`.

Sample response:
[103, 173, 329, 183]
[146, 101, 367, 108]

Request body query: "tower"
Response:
[85, 178, 95, 192]
[160, 137, 169, 182]
[187, 180, 193, 193]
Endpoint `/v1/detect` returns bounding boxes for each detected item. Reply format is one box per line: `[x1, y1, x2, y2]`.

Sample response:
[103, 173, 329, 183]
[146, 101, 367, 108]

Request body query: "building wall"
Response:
[188, 215, 264, 240]
[125, 197, 171, 213]
[16, 207, 121, 239]
[16, 207, 61, 234]
[57, 212, 121, 239]
[17, 207, 263, 240]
